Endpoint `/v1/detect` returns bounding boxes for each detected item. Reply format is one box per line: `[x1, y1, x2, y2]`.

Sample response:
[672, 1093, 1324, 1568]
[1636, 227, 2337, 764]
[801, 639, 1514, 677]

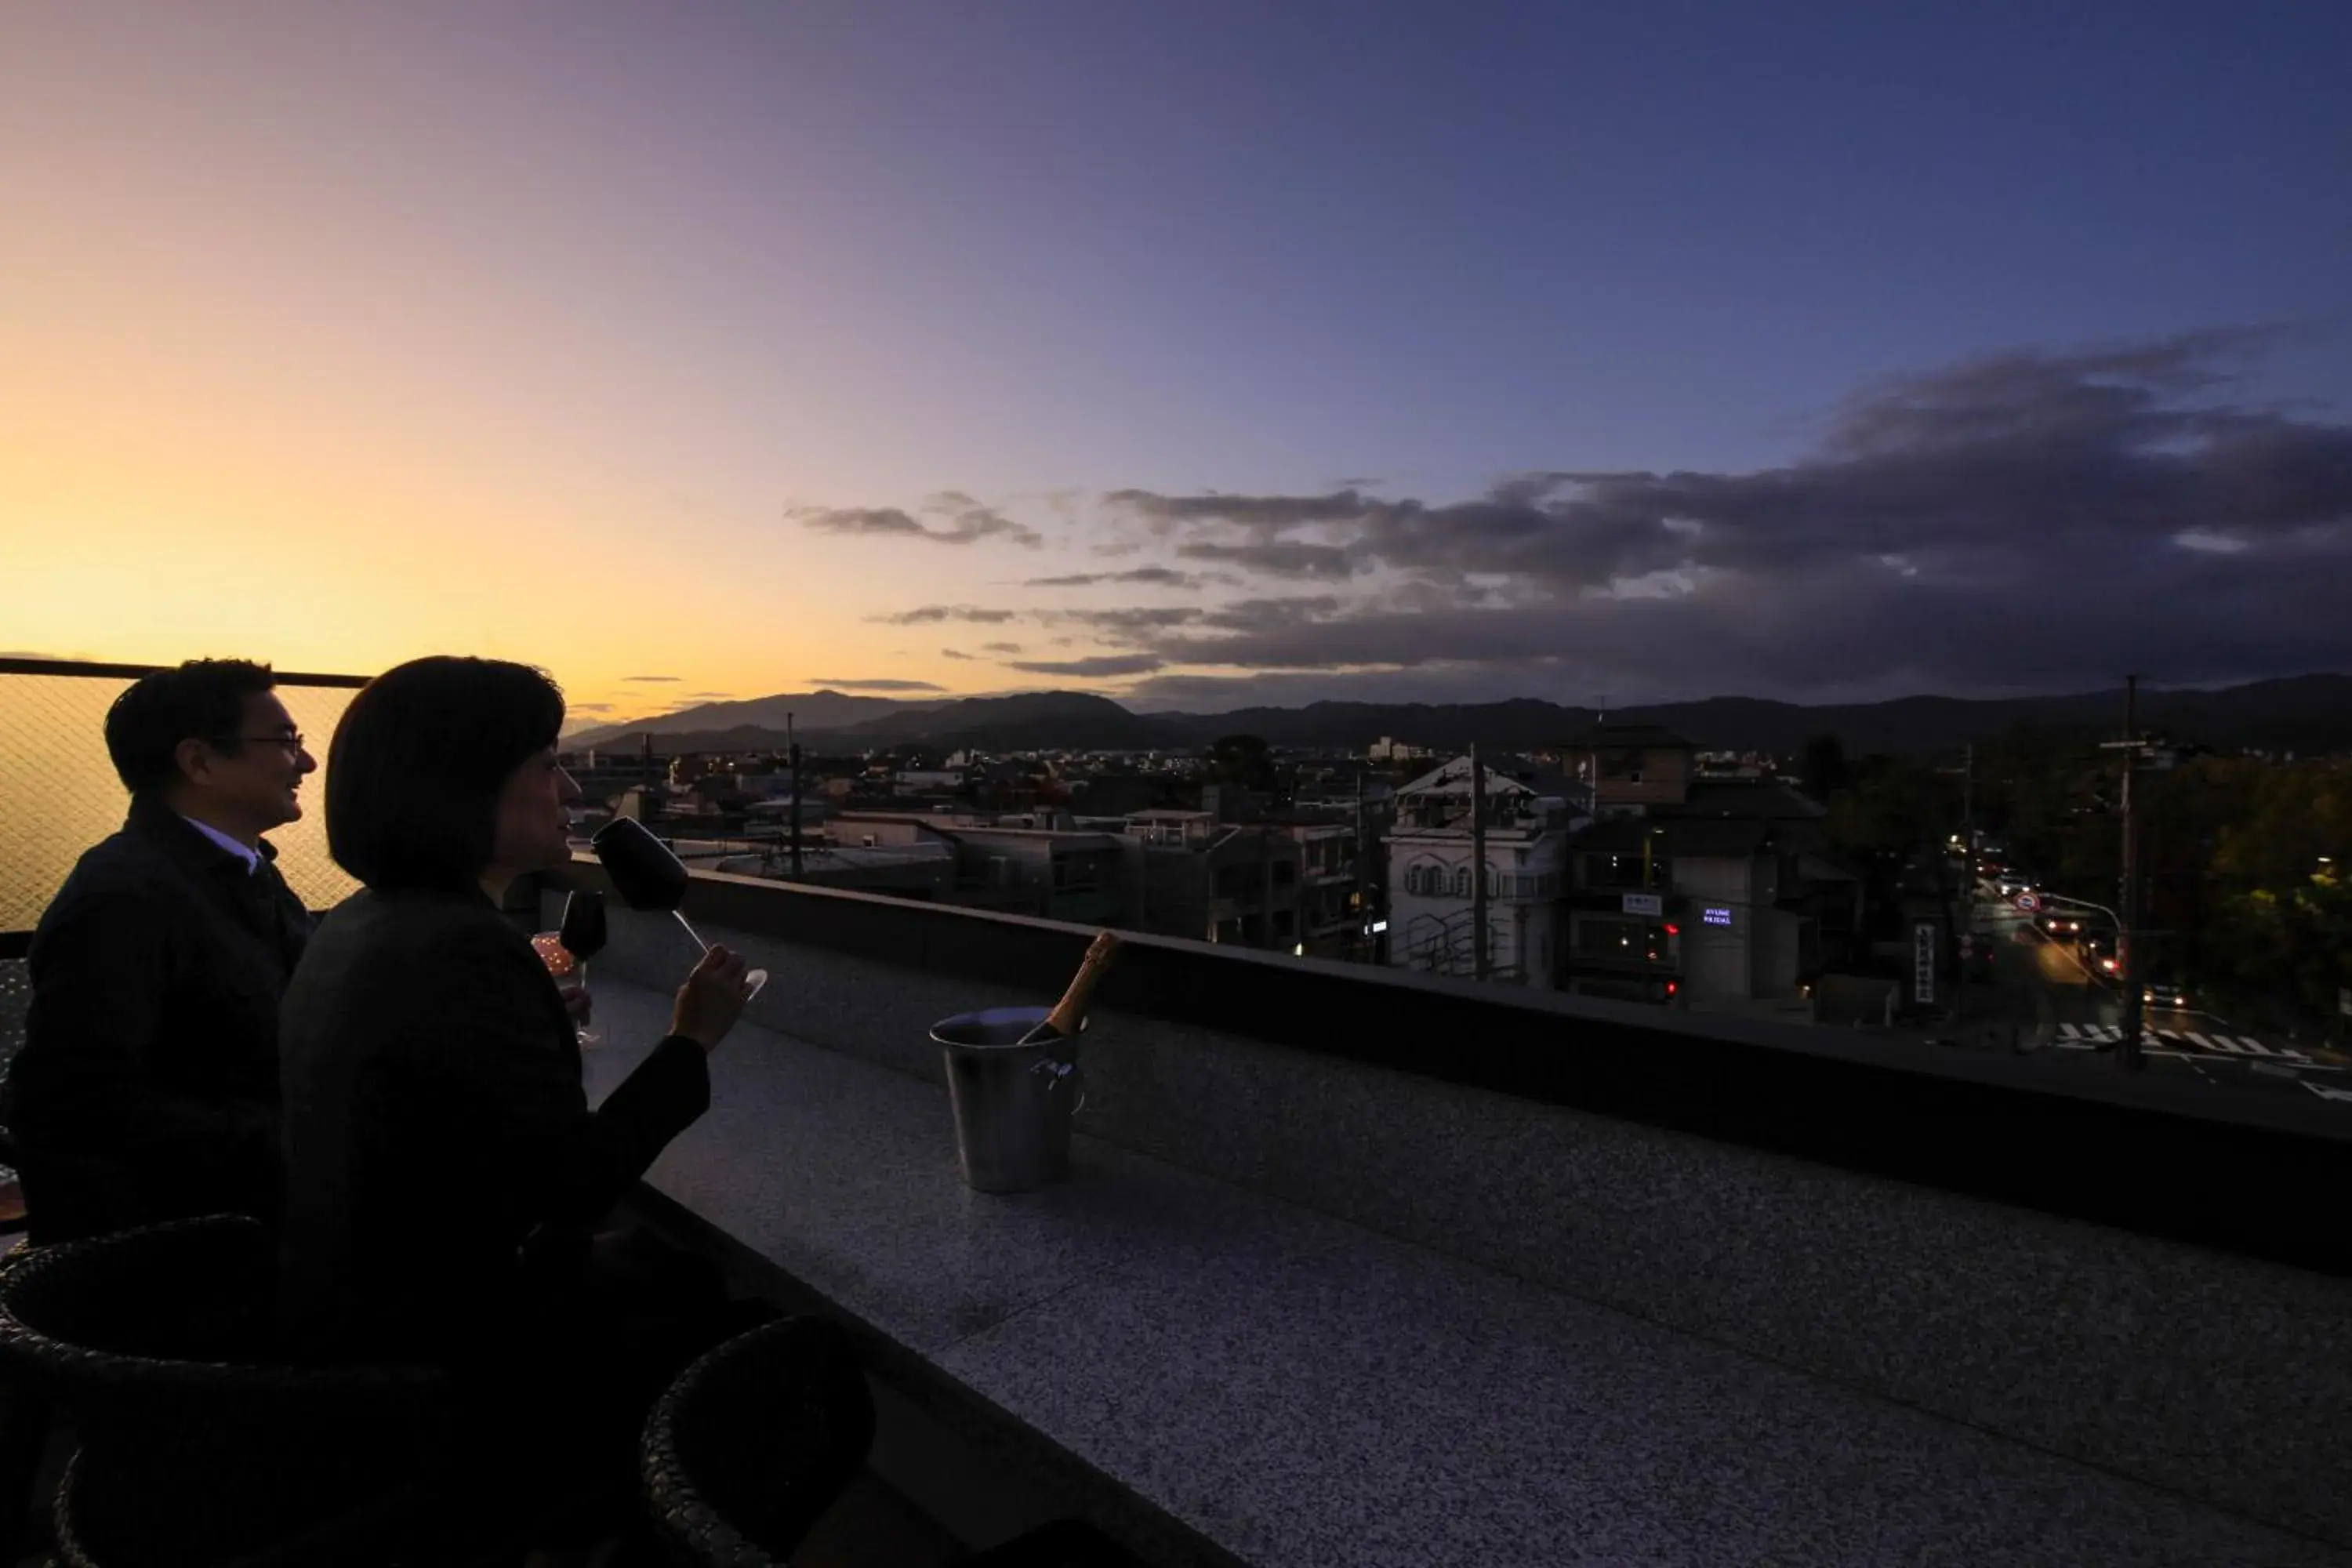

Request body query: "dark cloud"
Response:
[1174, 540, 1364, 578]
[790, 494, 1040, 548]
[847, 330, 2352, 701]
[792, 506, 927, 538]
[622, 674, 681, 682]
[1041, 607, 1207, 644]
[1197, 595, 1345, 632]
[868, 605, 1018, 625]
[1146, 551, 2350, 702]
[982, 641, 1025, 654]
[567, 702, 617, 713]
[1108, 333, 2352, 601]
[1105, 488, 1372, 531]
[807, 677, 948, 691]
[940, 648, 975, 661]
[1004, 654, 1167, 677]
[1144, 332, 2352, 697]
[1024, 565, 1204, 587]
[1122, 668, 1568, 711]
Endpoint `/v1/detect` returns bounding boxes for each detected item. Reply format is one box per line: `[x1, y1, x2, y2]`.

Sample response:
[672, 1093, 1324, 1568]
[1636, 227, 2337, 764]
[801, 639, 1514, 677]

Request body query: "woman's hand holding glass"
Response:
[671, 944, 753, 1052]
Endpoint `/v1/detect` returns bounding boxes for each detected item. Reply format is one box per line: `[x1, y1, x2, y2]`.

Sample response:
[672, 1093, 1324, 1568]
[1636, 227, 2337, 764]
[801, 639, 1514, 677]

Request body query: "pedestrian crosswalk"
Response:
[2053, 1022, 2310, 1061]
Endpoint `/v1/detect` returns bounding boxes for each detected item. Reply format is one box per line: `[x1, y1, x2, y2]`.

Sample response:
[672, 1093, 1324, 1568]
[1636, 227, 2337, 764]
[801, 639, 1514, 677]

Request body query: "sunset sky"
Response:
[4, 2, 2348, 724]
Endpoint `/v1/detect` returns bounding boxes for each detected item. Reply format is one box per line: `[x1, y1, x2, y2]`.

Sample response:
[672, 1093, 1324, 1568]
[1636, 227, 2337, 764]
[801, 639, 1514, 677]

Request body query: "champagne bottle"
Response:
[1018, 931, 1122, 1044]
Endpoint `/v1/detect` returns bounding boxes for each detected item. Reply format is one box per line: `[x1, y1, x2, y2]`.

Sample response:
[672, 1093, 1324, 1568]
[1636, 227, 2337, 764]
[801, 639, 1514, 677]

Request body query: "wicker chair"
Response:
[640, 1316, 876, 1567]
[641, 1318, 1141, 1568]
[0, 1219, 46, 1568]
[0, 1214, 481, 1566]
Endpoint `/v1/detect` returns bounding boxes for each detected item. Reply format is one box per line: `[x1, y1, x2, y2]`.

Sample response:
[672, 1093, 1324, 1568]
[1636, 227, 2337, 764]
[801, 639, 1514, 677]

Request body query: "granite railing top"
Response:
[581, 979, 2346, 1568]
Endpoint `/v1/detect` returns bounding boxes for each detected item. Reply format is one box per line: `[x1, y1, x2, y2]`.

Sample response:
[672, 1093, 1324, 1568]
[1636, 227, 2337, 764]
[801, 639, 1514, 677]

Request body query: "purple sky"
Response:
[7, 2, 2348, 713]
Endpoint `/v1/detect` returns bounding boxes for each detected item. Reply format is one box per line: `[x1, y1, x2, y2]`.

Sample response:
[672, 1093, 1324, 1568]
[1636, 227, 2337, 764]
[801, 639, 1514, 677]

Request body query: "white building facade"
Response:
[1382, 756, 1587, 989]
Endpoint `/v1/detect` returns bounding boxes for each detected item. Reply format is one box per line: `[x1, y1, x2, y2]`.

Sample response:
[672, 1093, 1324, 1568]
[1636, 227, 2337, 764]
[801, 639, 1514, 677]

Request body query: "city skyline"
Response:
[5, 2, 2349, 720]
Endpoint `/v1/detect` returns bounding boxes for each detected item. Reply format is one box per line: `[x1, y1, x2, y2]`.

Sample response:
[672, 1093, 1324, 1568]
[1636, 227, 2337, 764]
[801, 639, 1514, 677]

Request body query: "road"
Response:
[1960, 881, 2352, 1109]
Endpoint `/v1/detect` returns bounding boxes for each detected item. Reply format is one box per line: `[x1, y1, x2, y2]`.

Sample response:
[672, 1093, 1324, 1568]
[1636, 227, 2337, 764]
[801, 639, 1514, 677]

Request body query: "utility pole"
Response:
[1256, 825, 1273, 950]
[1469, 743, 1490, 981]
[1354, 771, 1371, 963]
[1936, 742, 1976, 1032]
[787, 710, 804, 880]
[1961, 742, 1974, 849]
[2115, 676, 2143, 1071]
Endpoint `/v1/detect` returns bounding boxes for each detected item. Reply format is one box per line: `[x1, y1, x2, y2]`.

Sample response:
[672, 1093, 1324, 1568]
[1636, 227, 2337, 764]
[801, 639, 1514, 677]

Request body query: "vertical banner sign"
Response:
[1913, 923, 1936, 1006]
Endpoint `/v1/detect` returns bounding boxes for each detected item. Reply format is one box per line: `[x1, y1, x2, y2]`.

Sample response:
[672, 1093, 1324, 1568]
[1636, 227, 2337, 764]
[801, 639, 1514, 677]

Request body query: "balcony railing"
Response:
[0, 657, 370, 943]
[518, 856, 2352, 1563]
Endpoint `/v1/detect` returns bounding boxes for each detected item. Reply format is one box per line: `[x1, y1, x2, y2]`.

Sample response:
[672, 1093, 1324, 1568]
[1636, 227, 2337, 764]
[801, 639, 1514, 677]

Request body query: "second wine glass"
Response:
[557, 889, 609, 1045]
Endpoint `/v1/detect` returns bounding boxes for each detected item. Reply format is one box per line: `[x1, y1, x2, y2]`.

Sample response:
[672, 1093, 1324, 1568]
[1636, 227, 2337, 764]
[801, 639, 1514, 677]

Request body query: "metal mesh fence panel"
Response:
[0, 668, 364, 933]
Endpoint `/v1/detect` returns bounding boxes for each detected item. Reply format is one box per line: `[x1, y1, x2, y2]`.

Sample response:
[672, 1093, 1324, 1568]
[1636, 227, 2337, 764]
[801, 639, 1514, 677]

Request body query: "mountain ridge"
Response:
[561, 673, 2352, 760]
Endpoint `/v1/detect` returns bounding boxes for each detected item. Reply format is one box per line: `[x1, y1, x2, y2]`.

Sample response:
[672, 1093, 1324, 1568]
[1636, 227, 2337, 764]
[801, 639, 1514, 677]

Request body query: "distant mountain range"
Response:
[564, 673, 2352, 760]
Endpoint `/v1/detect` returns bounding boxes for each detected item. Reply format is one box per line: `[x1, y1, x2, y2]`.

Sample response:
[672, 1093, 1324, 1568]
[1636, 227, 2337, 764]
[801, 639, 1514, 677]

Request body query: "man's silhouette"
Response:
[3, 659, 318, 1242]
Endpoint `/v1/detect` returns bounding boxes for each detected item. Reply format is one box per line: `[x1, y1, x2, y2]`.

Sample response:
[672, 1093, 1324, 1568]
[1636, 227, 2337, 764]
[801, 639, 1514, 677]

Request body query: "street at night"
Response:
[1957, 877, 2352, 1112]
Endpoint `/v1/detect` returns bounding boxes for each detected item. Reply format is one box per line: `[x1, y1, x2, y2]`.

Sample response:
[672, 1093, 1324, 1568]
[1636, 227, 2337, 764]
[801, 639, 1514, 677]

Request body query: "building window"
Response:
[1453, 866, 1472, 898]
[1584, 851, 1668, 891]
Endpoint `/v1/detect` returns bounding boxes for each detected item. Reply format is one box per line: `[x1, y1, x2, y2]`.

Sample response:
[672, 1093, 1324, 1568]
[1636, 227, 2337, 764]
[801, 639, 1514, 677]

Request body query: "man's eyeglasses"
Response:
[213, 732, 308, 753]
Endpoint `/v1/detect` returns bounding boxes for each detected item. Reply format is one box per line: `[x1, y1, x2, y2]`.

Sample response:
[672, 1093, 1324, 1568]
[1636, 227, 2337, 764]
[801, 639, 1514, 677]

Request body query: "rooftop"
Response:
[527, 856, 2349, 1565]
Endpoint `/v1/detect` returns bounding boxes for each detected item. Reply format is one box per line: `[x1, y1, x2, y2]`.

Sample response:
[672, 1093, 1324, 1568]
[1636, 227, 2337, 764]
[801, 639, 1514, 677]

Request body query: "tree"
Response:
[1798, 733, 1850, 801]
[2195, 760, 2352, 1025]
[1207, 733, 1279, 793]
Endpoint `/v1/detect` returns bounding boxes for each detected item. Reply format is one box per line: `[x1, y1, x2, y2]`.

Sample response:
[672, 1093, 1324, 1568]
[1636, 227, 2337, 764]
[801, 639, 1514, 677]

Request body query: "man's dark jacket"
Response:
[276, 886, 709, 1370]
[2, 797, 311, 1243]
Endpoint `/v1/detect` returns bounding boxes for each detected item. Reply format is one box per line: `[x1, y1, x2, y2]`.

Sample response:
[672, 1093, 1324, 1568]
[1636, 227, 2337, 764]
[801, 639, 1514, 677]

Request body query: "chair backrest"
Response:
[0, 1213, 274, 1365]
[641, 1316, 874, 1568]
[0, 1214, 457, 1560]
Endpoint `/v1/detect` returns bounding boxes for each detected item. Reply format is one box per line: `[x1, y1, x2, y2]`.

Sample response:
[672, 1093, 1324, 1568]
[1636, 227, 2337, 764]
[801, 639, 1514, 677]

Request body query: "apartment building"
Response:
[1557, 724, 1860, 1011]
[1382, 756, 1587, 988]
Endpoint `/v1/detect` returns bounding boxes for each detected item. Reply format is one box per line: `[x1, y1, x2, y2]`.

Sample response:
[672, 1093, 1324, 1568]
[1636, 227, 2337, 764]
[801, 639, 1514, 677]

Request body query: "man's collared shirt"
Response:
[180, 815, 262, 874]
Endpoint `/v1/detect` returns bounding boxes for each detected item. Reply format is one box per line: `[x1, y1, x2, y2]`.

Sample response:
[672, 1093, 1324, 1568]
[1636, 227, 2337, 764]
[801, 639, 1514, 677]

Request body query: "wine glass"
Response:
[557, 889, 608, 1045]
[531, 931, 595, 1047]
[590, 817, 768, 1000]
